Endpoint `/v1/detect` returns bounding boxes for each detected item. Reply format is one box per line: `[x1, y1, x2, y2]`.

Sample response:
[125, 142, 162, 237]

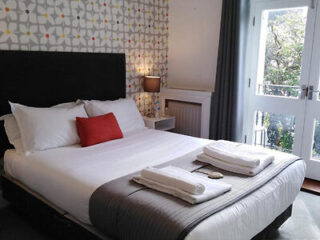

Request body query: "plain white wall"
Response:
[168, 0, 222, 92]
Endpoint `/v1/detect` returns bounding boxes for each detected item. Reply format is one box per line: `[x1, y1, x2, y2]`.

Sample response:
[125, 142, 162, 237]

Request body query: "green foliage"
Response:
[313, 121, 320, 157]
[264, 112, 294, 152]
[263, 9, 307, 97]
[260, 9, 307, 152]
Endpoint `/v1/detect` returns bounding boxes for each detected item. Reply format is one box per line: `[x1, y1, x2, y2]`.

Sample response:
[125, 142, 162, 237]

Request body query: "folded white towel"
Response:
[141, 166, 205, 195]
[197, 153, 274, 176]
[204, 140, 274, 168]
[133, 166, 232, 204]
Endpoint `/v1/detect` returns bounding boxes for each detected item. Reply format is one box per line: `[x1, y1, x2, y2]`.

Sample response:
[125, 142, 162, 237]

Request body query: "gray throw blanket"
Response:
[89, 150, 301, 240]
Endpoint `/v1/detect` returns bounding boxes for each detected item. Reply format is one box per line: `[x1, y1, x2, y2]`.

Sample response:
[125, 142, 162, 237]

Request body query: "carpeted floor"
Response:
[268, 191, 320, 240]
[0, 189, 319, 240]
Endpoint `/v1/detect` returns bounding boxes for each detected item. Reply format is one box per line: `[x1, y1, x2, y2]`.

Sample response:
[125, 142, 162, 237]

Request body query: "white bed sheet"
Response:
[4, 129, 211, 223]
[4, 129, 305, 240]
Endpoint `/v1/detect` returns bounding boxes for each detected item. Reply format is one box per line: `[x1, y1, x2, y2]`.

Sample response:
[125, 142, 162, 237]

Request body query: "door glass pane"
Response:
[312, 119, 320, 160]
[254, 111, 296, 153]
[257, 7, 308, 98]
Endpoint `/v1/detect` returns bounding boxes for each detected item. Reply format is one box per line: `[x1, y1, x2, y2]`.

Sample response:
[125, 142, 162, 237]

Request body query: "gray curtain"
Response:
[209, 0, 249, 141]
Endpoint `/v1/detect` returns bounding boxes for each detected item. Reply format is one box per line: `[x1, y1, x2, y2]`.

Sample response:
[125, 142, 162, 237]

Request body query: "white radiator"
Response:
[167, 100, 201, 137]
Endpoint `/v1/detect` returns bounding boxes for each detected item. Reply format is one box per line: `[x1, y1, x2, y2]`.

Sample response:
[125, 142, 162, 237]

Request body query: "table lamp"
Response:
[144, 76, 161, 117]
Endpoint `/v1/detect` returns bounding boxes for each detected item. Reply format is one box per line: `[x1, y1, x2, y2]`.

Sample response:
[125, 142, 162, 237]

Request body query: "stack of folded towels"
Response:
[133, 166, 232, 204]
[197, 140, 275, 176]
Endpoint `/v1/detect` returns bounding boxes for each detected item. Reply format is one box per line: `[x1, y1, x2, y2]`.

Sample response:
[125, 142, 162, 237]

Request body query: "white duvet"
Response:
[4, 129, 305, 240]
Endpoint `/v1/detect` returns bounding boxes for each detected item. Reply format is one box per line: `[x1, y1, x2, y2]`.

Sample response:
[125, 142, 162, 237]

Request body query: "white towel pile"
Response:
[197, 140, 275, 176]
[133, 166, 232, 204]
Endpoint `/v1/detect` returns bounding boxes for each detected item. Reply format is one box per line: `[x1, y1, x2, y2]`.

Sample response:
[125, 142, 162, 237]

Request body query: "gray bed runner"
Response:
[89, 149, 301, 240]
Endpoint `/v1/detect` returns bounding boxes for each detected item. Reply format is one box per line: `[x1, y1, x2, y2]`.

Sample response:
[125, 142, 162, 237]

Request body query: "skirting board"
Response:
[1, 172, 292, 240]
[301, 178, 320, 195]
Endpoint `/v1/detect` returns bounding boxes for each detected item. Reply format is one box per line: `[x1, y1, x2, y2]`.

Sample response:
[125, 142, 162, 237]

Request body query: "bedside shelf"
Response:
[143, 116, 175, 131]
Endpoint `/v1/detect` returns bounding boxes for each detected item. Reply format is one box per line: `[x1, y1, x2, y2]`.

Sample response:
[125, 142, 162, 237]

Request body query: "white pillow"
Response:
[84, 98, 145, 134]
[0, 101, 80, 153]
[10, 102, 88, 153]
[0, 114, 24, 152]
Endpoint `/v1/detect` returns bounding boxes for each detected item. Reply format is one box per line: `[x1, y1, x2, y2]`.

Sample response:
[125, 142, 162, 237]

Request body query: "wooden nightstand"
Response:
[143, 116, 175, 131]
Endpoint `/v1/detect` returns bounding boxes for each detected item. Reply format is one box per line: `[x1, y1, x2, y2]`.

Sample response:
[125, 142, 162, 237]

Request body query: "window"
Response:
[257, 7, 308, 98]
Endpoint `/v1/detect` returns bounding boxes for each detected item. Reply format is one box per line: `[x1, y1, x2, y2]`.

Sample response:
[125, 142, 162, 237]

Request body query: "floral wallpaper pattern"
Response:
[0, 0, 169, 114]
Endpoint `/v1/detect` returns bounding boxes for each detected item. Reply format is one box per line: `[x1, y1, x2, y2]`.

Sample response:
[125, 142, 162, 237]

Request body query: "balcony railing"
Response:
[254, 111, 295, 153]
[257, 84, 300, 97]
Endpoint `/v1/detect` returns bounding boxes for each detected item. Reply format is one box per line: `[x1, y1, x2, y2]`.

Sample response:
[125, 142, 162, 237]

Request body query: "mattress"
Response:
[4, 129, 305, 240]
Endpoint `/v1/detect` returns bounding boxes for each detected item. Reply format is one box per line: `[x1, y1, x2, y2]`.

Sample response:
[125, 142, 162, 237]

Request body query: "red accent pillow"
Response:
[76, 113, 123, 147]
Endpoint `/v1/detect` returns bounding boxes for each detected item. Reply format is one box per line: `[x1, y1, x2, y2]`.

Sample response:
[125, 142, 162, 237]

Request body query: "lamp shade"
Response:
[144, 76, 161, 93]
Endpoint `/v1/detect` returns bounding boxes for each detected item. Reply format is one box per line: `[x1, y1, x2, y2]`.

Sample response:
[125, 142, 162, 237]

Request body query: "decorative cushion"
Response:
[76, 113, 123, 147]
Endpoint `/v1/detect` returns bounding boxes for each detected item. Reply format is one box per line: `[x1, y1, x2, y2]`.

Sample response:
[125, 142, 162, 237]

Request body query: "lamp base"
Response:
[146, 113, 155, 118]
[145, 112, 160, 118]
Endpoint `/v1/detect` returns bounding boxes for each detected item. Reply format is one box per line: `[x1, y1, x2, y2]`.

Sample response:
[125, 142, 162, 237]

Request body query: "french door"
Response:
[245, 0, 320, 180]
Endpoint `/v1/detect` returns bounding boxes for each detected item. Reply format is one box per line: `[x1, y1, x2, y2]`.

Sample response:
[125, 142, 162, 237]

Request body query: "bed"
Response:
[0, 50, 306, 240]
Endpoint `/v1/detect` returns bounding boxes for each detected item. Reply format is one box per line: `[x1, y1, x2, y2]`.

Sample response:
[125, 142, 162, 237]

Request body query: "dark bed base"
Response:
[252, 205, 292, 240]
[1, 175, 103, 240]
[1, 175, 292, 240]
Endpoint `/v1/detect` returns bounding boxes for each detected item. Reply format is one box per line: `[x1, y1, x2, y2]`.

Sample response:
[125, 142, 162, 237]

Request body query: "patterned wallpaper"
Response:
[0, 0, 169, 114]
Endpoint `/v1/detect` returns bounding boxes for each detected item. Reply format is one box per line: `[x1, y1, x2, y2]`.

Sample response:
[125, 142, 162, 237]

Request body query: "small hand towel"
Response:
[133, 166, 232, 204]
[197, 153, 274, 176]
[204, 140, 274, 168]
[141, 166, 205, 195]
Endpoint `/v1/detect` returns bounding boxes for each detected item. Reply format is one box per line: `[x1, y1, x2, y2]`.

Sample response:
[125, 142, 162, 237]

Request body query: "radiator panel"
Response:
[167, 100, 201, 137]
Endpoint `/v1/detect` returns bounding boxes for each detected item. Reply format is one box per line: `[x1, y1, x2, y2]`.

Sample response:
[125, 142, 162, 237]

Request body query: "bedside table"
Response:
[143, 116, 175, 131]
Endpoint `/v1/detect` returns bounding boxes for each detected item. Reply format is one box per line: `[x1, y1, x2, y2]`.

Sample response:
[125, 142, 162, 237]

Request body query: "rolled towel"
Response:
[133, 167, 232, 204]
[197, 153, 274, 176]
[204, 140, 274, 168]
[141, 166, 205, 195]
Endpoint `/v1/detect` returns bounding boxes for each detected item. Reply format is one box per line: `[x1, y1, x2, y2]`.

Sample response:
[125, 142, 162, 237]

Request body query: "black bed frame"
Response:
[0, 50, 292, 239]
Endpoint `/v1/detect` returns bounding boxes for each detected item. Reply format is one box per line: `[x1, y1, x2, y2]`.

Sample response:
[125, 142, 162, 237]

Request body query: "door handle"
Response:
[308, 85, 320, 100]
[301, 85, 308, 99]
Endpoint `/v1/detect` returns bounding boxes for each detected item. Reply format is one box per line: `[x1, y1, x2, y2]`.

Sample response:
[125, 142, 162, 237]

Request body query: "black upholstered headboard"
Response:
[0, 50, 126, 156]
